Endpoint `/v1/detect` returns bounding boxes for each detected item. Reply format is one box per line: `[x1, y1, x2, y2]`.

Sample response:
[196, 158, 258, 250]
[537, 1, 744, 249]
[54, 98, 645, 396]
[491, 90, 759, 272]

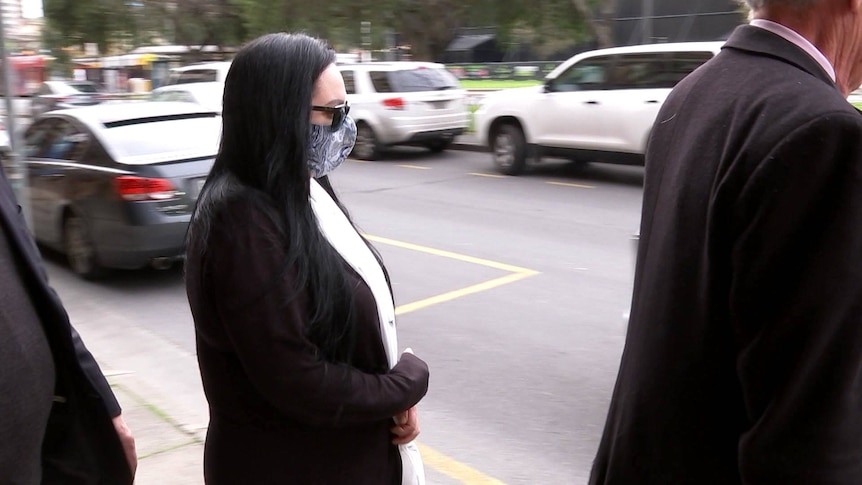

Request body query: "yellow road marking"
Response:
[546, 181, 595, 189]
[469, 172, 506, 179]
[419, 444, 507, 485]
[396, 271, 537, 316]
[365, 235, 536, 274]
[397, 164, 431, 170]
[365, 235, 539, 484]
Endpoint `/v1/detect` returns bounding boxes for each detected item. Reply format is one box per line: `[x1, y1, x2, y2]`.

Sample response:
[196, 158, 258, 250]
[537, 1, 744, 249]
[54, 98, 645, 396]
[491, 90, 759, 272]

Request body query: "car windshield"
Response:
[371, 68, 460, 93]
[100, 115, 221, 165]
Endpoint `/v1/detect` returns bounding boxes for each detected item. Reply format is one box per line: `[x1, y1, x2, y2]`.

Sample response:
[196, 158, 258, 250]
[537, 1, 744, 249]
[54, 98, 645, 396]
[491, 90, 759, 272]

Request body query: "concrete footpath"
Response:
[70, 297, 209, 485]
[110, 380, 204, 484]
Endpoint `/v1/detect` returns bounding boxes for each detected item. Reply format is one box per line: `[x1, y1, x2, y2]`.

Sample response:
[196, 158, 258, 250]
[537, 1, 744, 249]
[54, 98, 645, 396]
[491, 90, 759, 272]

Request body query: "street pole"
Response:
[361, 21, 371, 62]
[0, 4, 29, 227]
[642, 0, 654, 44]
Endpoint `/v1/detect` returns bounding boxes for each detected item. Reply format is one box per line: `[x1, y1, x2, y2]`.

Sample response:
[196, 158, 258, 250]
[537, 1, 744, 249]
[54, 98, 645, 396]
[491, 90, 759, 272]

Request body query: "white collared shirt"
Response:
[750, 19, 836, 82]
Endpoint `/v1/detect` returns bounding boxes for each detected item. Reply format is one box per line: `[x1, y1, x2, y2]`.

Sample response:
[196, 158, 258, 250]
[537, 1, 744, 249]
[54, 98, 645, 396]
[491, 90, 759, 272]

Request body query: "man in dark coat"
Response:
[591, 0, 862, 483]
[0, 164, 136, 482]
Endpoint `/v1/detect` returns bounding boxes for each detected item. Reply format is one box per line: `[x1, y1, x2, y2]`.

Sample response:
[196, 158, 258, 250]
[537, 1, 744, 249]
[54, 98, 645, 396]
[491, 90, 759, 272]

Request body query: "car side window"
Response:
[549, 56, 610, 92]
[37, 84, 51, 95]
[611, 54, 665, 89]
[342, 70, 356, 95]
[23, 119, 55, 157]
[663, 52, 714, 86]
[369, 71, 394, 93]
[177, 70, 217, 84]
[44, 120, 90, 161]
[611, 52, 714, 89]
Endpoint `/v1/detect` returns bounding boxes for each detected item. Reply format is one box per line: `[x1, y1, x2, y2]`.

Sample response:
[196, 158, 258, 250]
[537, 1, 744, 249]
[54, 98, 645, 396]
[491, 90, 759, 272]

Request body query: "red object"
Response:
[8, 55, 46, 69]
[113, 176, 179, 201]
[382, 97, 406, 110]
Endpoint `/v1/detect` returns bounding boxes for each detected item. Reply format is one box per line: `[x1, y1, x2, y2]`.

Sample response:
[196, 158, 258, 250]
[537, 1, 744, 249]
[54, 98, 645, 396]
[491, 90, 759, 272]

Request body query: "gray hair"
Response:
[741, 0, 820, 10]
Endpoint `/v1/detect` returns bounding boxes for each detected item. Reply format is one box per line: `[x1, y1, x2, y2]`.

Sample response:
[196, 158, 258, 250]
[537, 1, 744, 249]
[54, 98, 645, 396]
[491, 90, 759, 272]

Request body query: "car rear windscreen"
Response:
[101, 115, 221, 165]
[369, 68, 460, 93]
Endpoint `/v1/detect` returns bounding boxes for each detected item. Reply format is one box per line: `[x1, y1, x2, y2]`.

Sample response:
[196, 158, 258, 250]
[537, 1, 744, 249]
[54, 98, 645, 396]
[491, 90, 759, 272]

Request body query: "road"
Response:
[44, 147, 645, 484]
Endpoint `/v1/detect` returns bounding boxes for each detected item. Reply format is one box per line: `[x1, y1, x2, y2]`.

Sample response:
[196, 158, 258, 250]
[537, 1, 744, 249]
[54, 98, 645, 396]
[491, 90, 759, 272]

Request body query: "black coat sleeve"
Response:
[731, 112, 862, 482]
[70, 325, 121, 417]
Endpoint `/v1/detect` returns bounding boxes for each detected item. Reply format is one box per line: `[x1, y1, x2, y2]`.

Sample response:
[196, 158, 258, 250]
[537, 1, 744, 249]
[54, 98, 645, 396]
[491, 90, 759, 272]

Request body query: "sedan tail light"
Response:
[382, 97, 406, 110]
[113, 176, 181, 201]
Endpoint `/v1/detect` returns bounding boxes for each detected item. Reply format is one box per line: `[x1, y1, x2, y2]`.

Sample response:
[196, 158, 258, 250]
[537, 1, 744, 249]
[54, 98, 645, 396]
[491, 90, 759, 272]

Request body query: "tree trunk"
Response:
[572, 0, 616, 48]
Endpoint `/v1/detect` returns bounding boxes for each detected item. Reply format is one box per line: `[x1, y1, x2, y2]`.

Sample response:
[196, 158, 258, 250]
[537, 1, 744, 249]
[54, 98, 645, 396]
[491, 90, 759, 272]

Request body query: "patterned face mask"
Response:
[307, 116, 357, 178]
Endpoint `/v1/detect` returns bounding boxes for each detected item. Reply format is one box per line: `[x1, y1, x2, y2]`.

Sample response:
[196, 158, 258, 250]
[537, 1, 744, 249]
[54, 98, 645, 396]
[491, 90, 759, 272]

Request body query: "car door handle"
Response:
[585, 100, 599, 105]
[645, 100, 660, 104]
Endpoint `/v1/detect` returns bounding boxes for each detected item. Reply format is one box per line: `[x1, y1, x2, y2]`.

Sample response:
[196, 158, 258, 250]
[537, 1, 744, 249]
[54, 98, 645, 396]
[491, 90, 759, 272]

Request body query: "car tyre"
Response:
[352, 122, 382, 161]
[64, 213, 106, 280]
[492, 124, 527, 175]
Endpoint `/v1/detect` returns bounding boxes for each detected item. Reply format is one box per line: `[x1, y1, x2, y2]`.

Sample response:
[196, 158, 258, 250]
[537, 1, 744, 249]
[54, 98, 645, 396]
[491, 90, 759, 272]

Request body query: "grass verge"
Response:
[460, 79, 542, 89]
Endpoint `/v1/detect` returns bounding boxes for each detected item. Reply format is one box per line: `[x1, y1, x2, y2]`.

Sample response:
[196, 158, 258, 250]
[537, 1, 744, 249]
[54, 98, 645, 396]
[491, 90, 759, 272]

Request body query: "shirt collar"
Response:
[750, 19, 836, 82]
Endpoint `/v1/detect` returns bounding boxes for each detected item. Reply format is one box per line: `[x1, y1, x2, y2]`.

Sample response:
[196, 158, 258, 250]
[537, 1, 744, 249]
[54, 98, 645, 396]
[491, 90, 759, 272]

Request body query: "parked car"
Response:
[474, 41, 725, 175]
[164, 61, 232, 85]
[151, 82, 224, 113]
[18, 102, 221, 278]
[31, 80, 104, 117]
[337, 61, 470, 160]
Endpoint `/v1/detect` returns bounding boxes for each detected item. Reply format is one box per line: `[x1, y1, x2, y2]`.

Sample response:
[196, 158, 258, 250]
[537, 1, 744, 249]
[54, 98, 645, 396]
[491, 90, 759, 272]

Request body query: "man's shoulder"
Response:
[675, 48, 856, 130]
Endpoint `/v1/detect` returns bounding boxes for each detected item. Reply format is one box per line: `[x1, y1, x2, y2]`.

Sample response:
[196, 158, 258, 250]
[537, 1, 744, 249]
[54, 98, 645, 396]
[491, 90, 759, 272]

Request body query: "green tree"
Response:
[43, 0, 128, 54]
[43, 0, 245, 56]
[572, 0, 617, 48]
[43, 0, 616, 63]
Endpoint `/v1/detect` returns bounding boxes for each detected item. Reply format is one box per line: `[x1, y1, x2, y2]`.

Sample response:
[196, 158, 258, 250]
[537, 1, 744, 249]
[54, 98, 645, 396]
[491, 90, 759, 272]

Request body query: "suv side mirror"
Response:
[543, 81, 555, 93]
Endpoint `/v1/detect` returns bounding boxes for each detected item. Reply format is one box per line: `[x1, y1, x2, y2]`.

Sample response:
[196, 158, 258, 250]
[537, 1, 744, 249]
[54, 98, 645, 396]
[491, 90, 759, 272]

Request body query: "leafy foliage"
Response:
[43, 0, 617, 60]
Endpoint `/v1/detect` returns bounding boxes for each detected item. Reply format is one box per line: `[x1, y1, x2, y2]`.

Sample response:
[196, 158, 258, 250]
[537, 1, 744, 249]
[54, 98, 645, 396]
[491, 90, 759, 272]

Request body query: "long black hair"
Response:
[189, 33, 361, 364]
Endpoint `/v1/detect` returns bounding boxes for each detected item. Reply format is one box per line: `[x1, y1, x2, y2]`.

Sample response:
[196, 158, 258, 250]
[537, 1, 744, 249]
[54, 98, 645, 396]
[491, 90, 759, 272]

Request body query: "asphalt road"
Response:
[43, 147, 645, 484]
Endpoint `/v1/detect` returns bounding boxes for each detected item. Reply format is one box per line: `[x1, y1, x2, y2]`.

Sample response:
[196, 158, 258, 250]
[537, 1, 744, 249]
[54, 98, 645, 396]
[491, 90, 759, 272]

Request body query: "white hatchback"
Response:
[338, 62, 470, 160]
[474, 42, 725, 175]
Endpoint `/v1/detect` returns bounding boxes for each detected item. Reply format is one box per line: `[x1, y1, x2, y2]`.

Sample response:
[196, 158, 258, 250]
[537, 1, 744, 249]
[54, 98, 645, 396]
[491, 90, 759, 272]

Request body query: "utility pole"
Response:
[361, 21, 371, 62]
[0, 3, 29, 227]
[642, 0, 654, 44]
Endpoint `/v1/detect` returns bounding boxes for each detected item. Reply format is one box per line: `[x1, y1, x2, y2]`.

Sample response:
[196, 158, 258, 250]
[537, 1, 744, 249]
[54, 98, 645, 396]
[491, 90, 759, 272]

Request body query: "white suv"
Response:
[474, 42, 724, 175]
[338, 62, 469, 160]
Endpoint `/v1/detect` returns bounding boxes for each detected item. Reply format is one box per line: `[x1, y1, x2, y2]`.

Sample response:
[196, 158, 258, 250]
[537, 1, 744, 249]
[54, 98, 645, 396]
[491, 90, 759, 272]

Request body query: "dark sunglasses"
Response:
[311, 102, 350, 130]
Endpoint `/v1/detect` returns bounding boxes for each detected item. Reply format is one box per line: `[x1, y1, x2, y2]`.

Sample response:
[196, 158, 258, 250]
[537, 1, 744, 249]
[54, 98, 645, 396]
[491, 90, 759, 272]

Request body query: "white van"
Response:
[474, 41, 725, 175]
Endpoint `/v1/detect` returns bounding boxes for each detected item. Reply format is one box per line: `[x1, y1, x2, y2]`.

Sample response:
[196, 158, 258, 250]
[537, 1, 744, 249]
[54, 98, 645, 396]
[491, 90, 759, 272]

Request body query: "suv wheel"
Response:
[64, 213, 105, 279]
[492, 124, 527, 175]
[352, 123, 381, 161]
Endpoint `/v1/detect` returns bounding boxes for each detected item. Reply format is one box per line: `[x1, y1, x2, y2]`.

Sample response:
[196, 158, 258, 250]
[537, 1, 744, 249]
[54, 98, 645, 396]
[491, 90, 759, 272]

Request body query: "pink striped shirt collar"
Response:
[750, 19, 836, 82]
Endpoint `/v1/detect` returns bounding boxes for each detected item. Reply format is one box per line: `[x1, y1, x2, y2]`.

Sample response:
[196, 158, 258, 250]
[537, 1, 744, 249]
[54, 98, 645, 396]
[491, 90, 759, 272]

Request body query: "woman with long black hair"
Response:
[185, 32, 429, 484]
